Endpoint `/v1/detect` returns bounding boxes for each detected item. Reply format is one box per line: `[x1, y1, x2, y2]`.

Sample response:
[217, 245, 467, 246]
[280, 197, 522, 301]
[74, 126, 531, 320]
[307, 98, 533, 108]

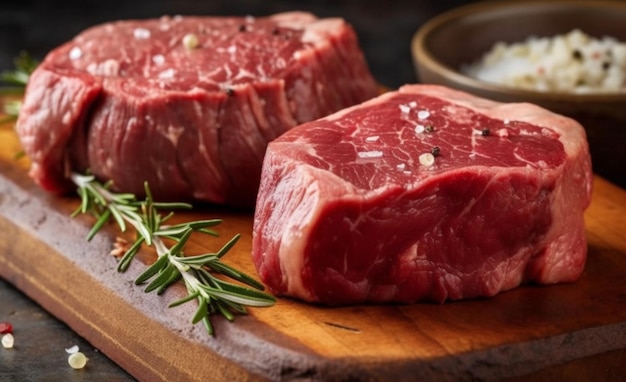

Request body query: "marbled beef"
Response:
[16, 12, 378, 206]
[252, 84, 593, 305]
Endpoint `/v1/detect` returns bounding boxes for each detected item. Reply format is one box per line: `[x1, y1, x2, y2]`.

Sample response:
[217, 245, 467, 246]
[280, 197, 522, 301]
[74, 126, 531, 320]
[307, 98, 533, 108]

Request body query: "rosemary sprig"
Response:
[70, 173, 276, 335]
[0, 51, 37, 123]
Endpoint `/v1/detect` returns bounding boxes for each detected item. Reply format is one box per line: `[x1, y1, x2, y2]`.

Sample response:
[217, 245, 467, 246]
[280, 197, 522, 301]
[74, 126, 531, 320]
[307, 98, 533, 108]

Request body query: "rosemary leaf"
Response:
[108, 205, 127, 233]
[194, 268, 215, 287]
[71, 187, 90, 217]
[151, 201, 193, 210]
[133, 217, 153, 246]
[153, 225, 191, 237]
[112, 194, 137, 204]
[216, 297, 248, 315]
[117, 237, 144, 272]
[201, 285, 276, 307]
[160, 211, 175, 225]
[192, 297, 208, 324]
[202, 317, 214, 336]
[144, 263, 176, 293]
[168, 291, 200, 308]
[135, 253, 169, 285]
[176, 253, 219, 266]
[215, 234, 240, 259]
[197, 228, 220, 237]
[154, 219, 221, 237]
[187, 219, 222, 229]
[215, 300, 235, 321]
[205, 261, 266, 290]
[168, 228, 193, 256]
[156, 272, 181, 295]
[86, 209, 112, 241]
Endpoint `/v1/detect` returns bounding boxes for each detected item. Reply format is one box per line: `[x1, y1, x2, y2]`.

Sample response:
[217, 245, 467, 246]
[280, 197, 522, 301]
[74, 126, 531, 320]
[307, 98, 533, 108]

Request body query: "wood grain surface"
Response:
[0, 123, 625, 381]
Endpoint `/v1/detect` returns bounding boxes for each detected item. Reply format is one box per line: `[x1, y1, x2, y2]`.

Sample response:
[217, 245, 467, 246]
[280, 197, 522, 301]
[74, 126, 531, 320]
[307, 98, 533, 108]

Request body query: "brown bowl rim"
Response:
[412, 0, 626, 103]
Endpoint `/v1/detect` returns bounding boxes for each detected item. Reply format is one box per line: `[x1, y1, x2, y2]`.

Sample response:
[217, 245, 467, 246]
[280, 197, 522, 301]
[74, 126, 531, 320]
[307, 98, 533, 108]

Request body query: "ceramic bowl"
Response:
[412, 0, 626, 188]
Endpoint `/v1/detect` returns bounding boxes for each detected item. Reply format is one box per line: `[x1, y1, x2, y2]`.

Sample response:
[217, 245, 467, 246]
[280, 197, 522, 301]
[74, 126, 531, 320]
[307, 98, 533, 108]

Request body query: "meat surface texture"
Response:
[252, 84, 593, 305]
[16, 12, 378, 206]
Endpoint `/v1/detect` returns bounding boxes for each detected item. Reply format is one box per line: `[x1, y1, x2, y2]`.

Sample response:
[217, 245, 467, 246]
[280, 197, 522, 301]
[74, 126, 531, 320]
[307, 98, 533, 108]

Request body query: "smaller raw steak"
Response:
[252, 85, 593, 305]
[16, 12, 378, 207]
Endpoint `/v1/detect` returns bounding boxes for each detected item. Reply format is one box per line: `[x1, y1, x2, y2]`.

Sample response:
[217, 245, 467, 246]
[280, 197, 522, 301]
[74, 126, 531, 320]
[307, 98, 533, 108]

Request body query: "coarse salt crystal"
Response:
[69, 47, 82, 60]
[365, 135, 379, 142]
[65, 345, 80, 354]
[419, 152, 435, 166]
[417, 110, 430, 120]
[399, 104, 411, 114]
[403, 170, 413, 175]
[101, 59, 119, 76]
[152, 54, 165, 65]
[158, 68, 176, 79]
[473, 129, 483, 136]
[396, 163, 406, 170]
[409, 101, 417, 108]
[227, 45, 237, 54]
[414, 124, 425, 134]
[357, 150, 383, 159]
[2, 333, 14, 349]
[134, 28, 151, 39]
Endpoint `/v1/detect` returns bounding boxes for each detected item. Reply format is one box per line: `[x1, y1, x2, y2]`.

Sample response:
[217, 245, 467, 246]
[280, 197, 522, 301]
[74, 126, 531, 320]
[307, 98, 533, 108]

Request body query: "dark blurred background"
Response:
[0, 0, 478, 88]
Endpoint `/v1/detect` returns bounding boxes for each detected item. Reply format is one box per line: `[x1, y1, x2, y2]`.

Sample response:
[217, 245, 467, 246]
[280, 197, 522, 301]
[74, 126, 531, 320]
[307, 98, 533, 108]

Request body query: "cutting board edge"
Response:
[1, 150, 626, 380]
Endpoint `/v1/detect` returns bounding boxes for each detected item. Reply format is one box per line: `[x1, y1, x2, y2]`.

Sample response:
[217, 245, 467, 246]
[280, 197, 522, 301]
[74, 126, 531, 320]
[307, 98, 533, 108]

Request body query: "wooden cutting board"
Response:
[1, 123, 625, 381]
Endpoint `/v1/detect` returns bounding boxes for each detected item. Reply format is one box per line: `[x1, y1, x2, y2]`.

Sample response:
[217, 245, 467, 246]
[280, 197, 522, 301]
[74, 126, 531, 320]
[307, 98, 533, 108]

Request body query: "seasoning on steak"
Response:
[252, 84, 593, 305]
[16, 12, 378, 207]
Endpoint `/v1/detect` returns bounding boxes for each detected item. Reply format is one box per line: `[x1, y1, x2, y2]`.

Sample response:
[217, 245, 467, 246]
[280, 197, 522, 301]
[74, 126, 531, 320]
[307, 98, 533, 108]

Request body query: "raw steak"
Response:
[16, 12, 378, 207]
[252, 84, 593, 305]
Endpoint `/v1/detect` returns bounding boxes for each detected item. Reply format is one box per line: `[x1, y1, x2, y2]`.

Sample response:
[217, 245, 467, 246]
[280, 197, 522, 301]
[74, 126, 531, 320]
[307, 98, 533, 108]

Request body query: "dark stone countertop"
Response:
[0, 277, 135, 381]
